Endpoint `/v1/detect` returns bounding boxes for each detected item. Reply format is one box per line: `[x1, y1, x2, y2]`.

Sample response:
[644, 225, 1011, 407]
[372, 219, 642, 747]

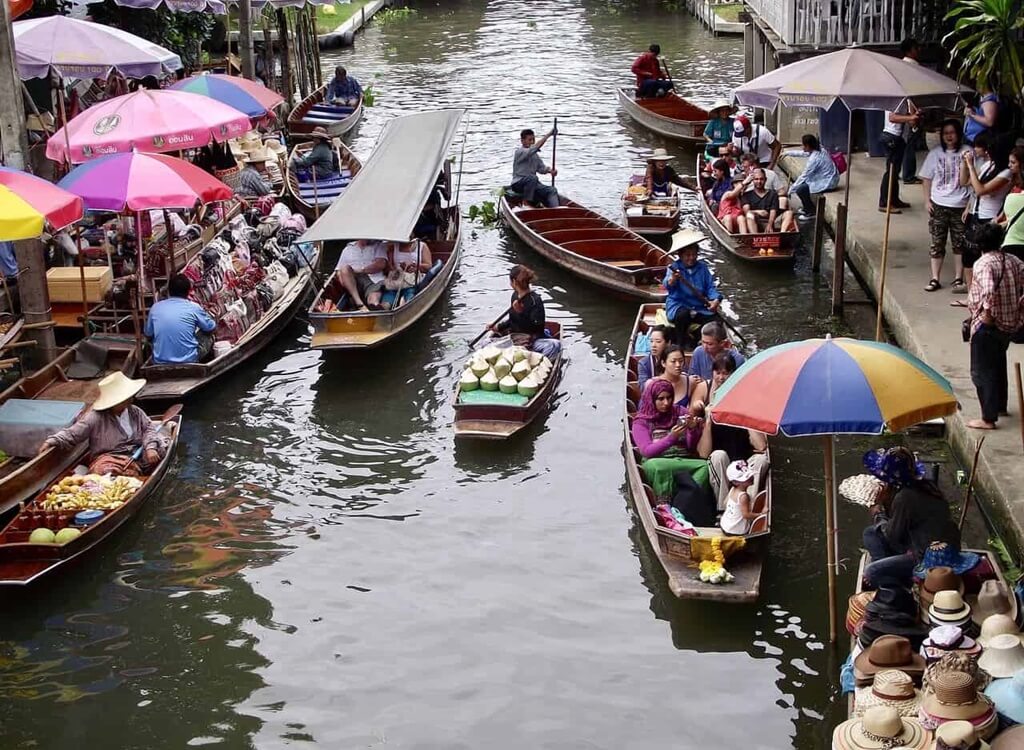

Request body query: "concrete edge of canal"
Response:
[321, 0, 394, 44]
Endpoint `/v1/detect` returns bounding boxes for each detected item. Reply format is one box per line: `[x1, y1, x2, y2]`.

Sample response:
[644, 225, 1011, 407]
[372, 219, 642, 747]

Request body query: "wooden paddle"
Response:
[665, 257, 750, 350]
[957, 435, 986, 530]
[550, 117, 558, 187]
[129, 403, 183, 463]
[660, 56, 674, 89]
[468, 307, 511, 349]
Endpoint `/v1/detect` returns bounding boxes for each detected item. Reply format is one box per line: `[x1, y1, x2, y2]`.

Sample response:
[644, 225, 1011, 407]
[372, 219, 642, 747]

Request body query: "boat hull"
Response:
[287, 86, 362, 139]
[617, 87, 709, 143]
[286, 140, 362, 221]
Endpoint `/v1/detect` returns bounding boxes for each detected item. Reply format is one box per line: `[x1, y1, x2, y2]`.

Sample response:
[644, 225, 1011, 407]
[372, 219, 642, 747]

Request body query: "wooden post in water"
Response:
[823, 434, 838, 644]
[831, 203, 847, 317]
[811, 195, 826, 273]
[276, 9, 293, 108]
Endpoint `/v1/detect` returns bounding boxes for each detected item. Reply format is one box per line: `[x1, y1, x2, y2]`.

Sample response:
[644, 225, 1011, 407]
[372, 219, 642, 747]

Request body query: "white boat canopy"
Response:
[300, 109, 465, 244]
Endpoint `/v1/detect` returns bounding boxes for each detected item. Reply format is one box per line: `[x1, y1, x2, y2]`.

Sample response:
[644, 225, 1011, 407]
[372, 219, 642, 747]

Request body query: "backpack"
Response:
[829, 149, 848, 175]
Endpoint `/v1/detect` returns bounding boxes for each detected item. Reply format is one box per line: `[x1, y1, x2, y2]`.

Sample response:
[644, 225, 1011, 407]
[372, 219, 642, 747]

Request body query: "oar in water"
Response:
[660, 56, 674, 91]
[468, 307, 511, 349]
[129, 403, 183, 463]
[550, 117, 558, 188]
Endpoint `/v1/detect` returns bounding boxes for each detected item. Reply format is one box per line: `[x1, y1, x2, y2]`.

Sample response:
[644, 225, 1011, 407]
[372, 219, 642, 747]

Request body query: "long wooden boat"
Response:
[0, 336, 137, 515]
[286, 139, 361, 221]
[287, 86, 362, 139]
[0, 317, 24, 353]
[622, 177, 681, 237]
[623, 303, 771, 602]
[453, 323, 564, 440]
[0, 410, 180, 586]
[135, 244, 321, 401]
[694, 155, 799, 264]
[499, 195, 670, 301]
[617, 87, 710, 143]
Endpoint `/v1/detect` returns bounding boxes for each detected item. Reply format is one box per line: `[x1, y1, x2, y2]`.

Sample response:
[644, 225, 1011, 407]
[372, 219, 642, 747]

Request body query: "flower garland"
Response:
[698, 537, 735, 584]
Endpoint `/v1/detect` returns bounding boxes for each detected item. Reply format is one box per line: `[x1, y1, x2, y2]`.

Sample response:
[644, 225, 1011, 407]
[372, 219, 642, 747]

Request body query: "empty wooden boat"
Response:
[622, 177, 681, 237]
[695, 155, 799, 264]
[623, 303, 771, 602]
[0, 410, 180, 586]
[499, 195, 669, 300]
[617, 87, 710, 143]
[286, 139, 362, 221]
[453, 323, 564, 440]
[287, 87, 362, 139]
[302, 109, 466, 350]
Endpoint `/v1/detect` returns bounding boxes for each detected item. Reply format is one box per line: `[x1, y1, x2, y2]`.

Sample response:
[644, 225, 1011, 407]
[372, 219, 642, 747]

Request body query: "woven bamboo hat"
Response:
[847, 591, 876, 636]
[979, 633, 1024, 678]
[832, 706, 930, 750]
[310, 126, 331, 140]
[647, 148, 675, 162]
[933, 720, 991, 750]
[92, 371, 146, 411]
[708, 98, 736, 117]
[922, 671, 994, 721]
[839, 474, 887, 506]
[243, 146, 273, 164]
[853, 670, 922, 718]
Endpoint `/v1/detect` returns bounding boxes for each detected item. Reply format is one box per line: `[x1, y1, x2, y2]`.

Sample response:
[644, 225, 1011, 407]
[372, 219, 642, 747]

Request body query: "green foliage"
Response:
[374, 7, 417, 26]
[86, 0, 216, 73]
[944, 0, 1024, 100]
[467, 201, 499, 227]
[362, 83, 376, 107]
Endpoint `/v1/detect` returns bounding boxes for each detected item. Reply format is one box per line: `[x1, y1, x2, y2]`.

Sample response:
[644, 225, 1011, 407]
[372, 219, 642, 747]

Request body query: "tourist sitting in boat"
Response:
[719, 460, 760, 536]
[730, 115, 781, 169]
[644, 149, 685, 195]
[37, 371, 169, 477]
[657, 345, 708, 410]
[237, 149, 274, 198]
[329, 239, 389, 312]
[741, 169, 797, 233]
[663, 244, 722, 349]
[384, 240, 433, 304]
[290, 127, 335, 177]
[786, 133, 839, 220]
[738, 153, 788, 209]
[703, 99, 736, 158]
[631, 43, 674, 98]
[509, 128, 559, 208]
[490, 264, 561, 360]
[326, 66, 362, 107]
[860, 446, 962, 587]
[636, 325, 669, 391]
[706, 159, 748, 233]
[632, 378, 710, 499]
[698, 352, 768, 511]
[414, 172, 450, 239]
[688, 320, 744, 381]
[145, 274, 217, 365]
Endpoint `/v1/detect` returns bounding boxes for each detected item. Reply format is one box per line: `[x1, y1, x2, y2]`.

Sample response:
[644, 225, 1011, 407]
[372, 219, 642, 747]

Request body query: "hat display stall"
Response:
[832, 706, 930, 750]
[929, 591, 973, 629]
[855, 635, 927, 686]
[92, 371, 147, 411]
[933, 720, 991, 750]
[853, 669, 923, 719]
[914, 543, 982, 580]
[979, 614, 1022, 648]
[979, 634, 1024, 679]
[972, 580, 1020, 627]
[991, 724, 1024, 750]
[839, 474, 887, 507]
[919, 670, 998, 741]
[985, 668, 1024, 725]
[921, 625, 982, 665]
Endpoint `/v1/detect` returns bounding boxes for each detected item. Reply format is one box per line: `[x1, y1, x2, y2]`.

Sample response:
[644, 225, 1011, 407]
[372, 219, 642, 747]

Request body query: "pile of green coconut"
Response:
[460, 345, 553, 397]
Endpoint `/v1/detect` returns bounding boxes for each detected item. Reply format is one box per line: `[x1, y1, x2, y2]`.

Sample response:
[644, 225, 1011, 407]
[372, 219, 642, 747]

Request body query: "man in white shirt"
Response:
[880, 105, 919, 212]
[731, 115, 781, 170]
[900, 38, 924, 185]
[333, 239, 388, 311]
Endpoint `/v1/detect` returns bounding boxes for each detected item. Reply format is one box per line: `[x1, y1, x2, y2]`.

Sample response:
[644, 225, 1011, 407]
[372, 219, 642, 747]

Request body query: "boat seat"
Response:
[751, 489, 768, 515]
[749, 514, 769, 535]
[309, 104, 355, 115]
[607, 260, 645, 269]
[626, 381, 641, 405]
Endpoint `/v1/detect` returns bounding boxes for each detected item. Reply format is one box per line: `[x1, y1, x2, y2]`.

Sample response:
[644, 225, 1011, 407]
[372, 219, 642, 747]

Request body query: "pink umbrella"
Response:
[46, 89, 251, 164]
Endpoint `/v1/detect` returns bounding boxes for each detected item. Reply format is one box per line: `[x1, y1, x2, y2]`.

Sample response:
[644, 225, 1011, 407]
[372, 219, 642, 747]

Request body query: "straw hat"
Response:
[929, 591, 973, 628]
[855, 635, 927, 681]
[310, 126, 331, 140]
[921, 568, 965, 604]
[972, 580, 1019, 626]
[839, 474, 887, 507]
[647, 148, 675, 162]
[979, 614, 1021, 647]
[228, 140, 246, 160]
[933, 720, 991, 750]
[922, 671, 994, 721]
[991, 725, 1024, 750]
[263, 138, 287, 157]
[854, 670, 923, 718]
[848, 591, 877, 636]
[979, 634, 1024, 678]
[832, 706, 930, 750]
[984, 668, 1024, 724]
[708, 98, 736, 117]
[92, 371, 146, 411]
[239, 131, 262, 151]
[243, 146, 273, 164]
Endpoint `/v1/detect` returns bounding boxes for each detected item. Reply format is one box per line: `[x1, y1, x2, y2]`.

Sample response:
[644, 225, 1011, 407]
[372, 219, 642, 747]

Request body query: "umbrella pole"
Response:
[875, 146, 898, 342]
[163, 209, 176, 278]
[311, 165, 320, 220]
[133, 212, 145, 364]
[823, 434, 838, 644]
[843, 107, 853, 208]
[56, 81, 72, 169]
[75, 227, 88, 337]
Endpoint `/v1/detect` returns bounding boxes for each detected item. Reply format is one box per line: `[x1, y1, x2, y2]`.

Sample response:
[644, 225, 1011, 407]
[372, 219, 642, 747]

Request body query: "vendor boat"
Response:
[617, 87, 710, 144]
[499, 194, 672, 301]
[285, 138, 362, 221]
[453, 324, 564, 440]
[622, 177, 681, 237]
[287, 87, 362, 139]
[303, 109, 466, 350]
[694, 155, 799, 264]
[0, 336, 137, 514]
[622, 303, 771, 602]
[0, 408, 180, 586]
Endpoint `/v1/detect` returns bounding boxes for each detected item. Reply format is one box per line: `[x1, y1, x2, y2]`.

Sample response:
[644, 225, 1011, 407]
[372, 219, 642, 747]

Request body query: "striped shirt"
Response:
[968, 251, 1024, 334]
[238, 166, 272, 197]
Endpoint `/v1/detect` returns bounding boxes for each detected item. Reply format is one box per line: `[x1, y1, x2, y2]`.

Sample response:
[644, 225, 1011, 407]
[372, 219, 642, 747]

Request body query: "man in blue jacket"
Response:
[664, 245, 721, 350]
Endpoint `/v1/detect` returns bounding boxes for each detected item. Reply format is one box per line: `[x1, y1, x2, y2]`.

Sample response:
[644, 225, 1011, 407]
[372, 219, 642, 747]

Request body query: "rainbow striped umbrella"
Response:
[0, 167, 83, 240]
[709, 336, 957, 436]
[171, 74, 283, 119]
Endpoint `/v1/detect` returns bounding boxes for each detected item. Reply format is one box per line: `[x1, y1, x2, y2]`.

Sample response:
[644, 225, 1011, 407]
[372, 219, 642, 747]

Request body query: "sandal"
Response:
[951, 278, 966, 293]
[950, 300, 967, 308]
[924, 279, 942, 292]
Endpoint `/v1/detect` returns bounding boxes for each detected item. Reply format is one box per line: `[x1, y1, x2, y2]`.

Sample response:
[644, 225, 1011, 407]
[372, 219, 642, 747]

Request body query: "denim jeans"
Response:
[879, 131, 906, 207]
[862, 524, 915, 586]
[638, 79, 674, 97]
[791, 183, 814, 215]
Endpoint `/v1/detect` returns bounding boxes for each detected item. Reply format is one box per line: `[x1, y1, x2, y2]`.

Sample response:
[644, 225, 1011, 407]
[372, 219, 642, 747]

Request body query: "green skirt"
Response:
[640, 457, 710, 499]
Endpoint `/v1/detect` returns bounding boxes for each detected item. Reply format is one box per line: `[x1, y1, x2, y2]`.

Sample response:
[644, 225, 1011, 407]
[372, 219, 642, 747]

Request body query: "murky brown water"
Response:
[0, 2, 979, 748]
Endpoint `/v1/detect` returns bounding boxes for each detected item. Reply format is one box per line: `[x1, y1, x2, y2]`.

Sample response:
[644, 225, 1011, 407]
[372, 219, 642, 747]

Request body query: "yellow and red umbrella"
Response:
[0, 167, 83, 241]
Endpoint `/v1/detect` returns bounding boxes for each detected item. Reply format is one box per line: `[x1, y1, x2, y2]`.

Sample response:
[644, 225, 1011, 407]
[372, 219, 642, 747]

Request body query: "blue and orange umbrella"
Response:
[171, 73, 284, 119]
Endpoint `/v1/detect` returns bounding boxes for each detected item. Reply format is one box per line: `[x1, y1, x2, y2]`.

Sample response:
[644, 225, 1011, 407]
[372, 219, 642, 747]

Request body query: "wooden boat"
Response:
[499, 195, 670, 301]
[286, 139, 361, 221]
[0, 410, 181, 586]
[136, 244, 321, 401]
[0, 335, 137, 515]
[622, 303, 771, 602]
[302, 109, 467, 350]
[0, 316, 24, 353]
[622, 177, 681, 237]
[694, 155, 800, 264]
[617, 87, 710, 143]
[453, 323, 564, 439]
[287, 86, 362, 139]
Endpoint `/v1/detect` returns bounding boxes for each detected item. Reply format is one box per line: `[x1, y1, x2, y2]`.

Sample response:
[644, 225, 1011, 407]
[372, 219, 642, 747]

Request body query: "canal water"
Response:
[0, 1, 979, 748]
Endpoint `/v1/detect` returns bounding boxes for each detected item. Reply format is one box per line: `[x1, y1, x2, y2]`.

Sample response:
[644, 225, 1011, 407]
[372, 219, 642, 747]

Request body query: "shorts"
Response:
[717, 196, 743, 220]
[355, 273, 383, 298]
[928, 204, 966, 258]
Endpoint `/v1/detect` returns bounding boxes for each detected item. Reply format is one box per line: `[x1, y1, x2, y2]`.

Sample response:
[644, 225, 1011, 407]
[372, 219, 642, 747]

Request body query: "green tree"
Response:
[944, 0, 1024, 101]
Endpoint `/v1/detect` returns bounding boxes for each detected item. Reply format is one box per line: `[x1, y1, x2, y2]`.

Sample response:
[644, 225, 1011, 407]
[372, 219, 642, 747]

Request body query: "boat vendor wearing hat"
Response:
[857, 446, 963, 587]
[237, 146, 274, 198]
[703, 99, 736, 158]
[37, 372, 170, 477]
[631, 43, 674, 99]
[663, 242, 722, 350]
[643, 148, 687, 196]
[326, 66, 362, 107]
[510, 127, 559, 209]
[290, 127, 335, 178]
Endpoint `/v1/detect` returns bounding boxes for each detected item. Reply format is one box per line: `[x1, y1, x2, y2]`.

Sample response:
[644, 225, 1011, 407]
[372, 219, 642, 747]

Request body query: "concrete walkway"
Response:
[780, 151, 1024, 548]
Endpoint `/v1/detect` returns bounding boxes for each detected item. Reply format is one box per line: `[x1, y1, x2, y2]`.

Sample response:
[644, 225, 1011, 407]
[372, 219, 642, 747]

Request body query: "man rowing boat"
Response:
[510, 127, 559, 208]
[631, 44, 674, 99]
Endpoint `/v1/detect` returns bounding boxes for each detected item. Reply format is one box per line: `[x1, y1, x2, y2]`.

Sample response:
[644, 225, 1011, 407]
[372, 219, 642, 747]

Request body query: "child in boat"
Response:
[719, 460, 759, 535]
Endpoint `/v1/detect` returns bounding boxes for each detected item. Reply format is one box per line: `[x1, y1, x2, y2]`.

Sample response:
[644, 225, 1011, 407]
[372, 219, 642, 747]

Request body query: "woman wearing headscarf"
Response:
[861, 446, 961, 586]
[631, 378, 708, 499]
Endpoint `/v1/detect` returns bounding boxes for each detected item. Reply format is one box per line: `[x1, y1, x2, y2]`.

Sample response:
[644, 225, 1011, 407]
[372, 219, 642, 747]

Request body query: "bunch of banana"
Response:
[41, 474, 141, 511]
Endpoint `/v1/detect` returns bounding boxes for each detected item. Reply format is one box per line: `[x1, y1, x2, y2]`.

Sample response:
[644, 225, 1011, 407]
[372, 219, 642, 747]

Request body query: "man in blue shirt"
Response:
[144, 274, 216, 364]
[663, 245, 721, 350]
[689, 320, 744, 380]
[326, 66, 362, 107]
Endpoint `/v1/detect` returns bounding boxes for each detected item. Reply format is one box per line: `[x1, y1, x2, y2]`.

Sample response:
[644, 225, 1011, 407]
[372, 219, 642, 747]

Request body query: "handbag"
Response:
[384, 268, 418, 291]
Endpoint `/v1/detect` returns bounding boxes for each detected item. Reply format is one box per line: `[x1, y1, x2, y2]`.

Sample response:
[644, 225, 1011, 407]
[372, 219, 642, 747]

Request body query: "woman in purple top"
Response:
[631, 378, 710, 498]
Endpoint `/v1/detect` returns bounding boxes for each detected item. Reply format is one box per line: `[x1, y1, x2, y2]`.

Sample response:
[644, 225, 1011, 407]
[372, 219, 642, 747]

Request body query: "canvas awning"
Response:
[300, 109, 465, 244]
